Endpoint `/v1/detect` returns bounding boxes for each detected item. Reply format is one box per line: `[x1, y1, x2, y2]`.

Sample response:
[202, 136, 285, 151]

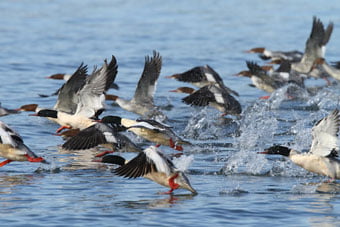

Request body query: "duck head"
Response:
[174, 172, 197, 195]
[259, 145, 291, 156]
[169, 87, 195, 94]
[32, 109, 58, 118]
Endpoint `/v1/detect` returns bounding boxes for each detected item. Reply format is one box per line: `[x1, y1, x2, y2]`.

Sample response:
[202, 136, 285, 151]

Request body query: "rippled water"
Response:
[1, 0, 340, 226]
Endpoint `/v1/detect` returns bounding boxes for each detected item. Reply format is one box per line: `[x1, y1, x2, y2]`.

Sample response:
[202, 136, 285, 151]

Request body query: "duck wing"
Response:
[132, 51, 162, 105]
[75, 56, 118, 118]
[54, 63, 88, 114]
[310, 109, 340, 157]
[62, 123, 119, 150]
[114, 146, 173, 178]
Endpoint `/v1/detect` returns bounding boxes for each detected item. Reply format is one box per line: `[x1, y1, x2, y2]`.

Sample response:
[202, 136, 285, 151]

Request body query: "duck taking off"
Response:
[260, 109, 340, 180]
[99, 146, 197, 194]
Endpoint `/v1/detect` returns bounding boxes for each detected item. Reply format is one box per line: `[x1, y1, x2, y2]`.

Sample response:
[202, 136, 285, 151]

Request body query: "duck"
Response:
[0, 121, 48, 167]
[99, 116, 190, 151]
[166, 65, 239, 97]
[98, 145, 197, 194]
[291, 16, 333, 75]
[245, 47, 303, 63]
[109, 51, 165, 120]
[28, 56, 118, 132]
[260, 109, 340, 180]
[239, 61, 290, 93]
[61, 121, 142, 155]
[170, 84, 242, 116]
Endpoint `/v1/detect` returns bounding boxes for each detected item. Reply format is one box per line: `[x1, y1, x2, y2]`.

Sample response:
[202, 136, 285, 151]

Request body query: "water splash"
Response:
[222, 100, 280, 175]
[183, 108, 238, 140]
[172, 154, 194, 171]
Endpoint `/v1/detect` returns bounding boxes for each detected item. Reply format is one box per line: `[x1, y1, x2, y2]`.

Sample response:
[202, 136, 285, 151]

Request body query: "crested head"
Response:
[269, 59, 282, 64]
[36, 109, 58, 118]
[16, 104, 38, 112]
[47, 73, 66, 80]
[261, 65, 274, 72]
[262, 145, 291, 156]
[169, 87, 195, 94]
[235, 70, 252, 77]
[314, 57, 325, 65]
[165, 74, 181, 79]
[101, 115, 122, 124]
[246, 47, 265, 53]
[105, 94, 118, 101]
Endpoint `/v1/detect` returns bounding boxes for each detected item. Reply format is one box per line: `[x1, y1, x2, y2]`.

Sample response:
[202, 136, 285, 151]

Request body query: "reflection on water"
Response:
[0, 174, 36, 195]
[117, 194, 195, 209]
[290, 182, 340, 226]
[57, 147, 108, 170]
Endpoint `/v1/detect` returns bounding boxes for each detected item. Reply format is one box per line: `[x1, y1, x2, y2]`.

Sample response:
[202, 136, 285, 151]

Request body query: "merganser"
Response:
[30, 56, 118, 132]
[99, 146, 197, 194]
[291, 16, 333, 74]
[0, 103, 19, 117]
[260, 109, 340, 179]
[100, 116, 190, 151]
[245, 47, 303, 63]
[312, 58, 340, 81]
[166, 65, 239, 96]
[170, 85, 242, 116]
[0, 121, 48, 167]
[62, 121, 142, 154]
[110, 51, 165, 119]
[240, 61, 288, 93]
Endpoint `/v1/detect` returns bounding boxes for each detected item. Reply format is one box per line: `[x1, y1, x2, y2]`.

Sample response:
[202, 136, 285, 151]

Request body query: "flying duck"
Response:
[99, 146, 197, 194]
[0, 121, 48, 167]
[100, 116, 190, 151]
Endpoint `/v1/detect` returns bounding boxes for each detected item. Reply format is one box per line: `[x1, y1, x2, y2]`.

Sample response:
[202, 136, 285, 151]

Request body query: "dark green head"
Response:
[261, 145, 291, 157]
[36, 109, 58, 118]
[101, 155, 126, 166]
[100, 116, 126, 131]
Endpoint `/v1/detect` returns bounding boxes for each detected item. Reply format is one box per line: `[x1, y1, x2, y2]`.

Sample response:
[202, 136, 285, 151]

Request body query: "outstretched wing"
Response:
[132, 51, 162, 104]
[310, 109, 340, 157]
[62, 123, 118, 150]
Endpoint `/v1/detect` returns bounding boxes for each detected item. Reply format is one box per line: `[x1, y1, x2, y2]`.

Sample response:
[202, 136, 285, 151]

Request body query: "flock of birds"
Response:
[1, 16, 340, 195]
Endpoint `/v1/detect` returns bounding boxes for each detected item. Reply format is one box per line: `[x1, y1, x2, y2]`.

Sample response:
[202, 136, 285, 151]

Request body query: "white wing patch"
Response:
[214, 92, 224, 104]
[144, 146, 171, 175]
[205, 73, 216, 82]
[130, 122, 165, 131]
[103, 132, 117, 143]
[279, 72, 290, 80]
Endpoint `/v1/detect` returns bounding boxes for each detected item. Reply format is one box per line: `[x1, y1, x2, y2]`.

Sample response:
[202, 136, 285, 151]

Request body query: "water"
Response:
[1, 0, 340, 226]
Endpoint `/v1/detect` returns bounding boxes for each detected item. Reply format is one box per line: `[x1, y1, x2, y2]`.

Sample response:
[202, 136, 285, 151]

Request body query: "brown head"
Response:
[15, 104, 38, 112]
[169, 87, 195, 94]
[105, 94, 118, 101]
[311, 58, 326, 70]
[261, 65, 274, 72]
[46, 73, 66, 80]
[245, 47, 265, 53]
[55, 128, 80, 138]
[269, 59, 283, 64]
[165, 74, 181, 79]
[234, 70, 252, 77]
